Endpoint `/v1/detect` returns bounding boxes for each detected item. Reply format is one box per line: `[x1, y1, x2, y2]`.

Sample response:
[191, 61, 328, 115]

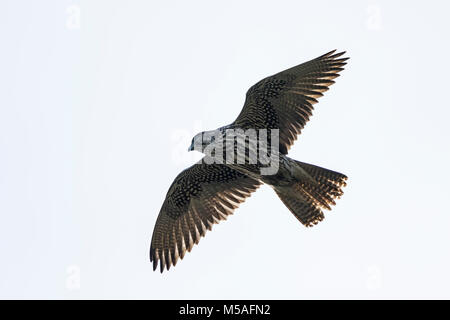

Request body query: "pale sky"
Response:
[1, 0, 450, 299]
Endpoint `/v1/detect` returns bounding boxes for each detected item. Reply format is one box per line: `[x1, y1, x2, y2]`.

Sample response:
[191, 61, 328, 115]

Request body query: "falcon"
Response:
[150, 50, 349, 272]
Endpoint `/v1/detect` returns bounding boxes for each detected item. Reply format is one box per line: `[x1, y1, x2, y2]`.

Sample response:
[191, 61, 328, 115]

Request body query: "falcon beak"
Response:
[188, 142, 194, 152]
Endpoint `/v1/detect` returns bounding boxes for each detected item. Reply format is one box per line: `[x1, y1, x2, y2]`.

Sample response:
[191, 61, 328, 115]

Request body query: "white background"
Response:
[1, 0, 449, 299]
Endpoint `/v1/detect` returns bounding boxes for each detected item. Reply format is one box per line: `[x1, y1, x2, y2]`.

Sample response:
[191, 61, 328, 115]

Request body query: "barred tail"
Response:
[274, 161, 347, 227]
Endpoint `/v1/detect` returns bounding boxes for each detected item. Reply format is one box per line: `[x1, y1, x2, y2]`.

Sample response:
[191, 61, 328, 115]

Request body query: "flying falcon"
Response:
[150, 50, 349, 272]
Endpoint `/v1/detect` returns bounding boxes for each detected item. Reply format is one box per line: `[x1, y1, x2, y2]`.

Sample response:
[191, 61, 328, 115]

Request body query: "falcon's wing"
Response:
[150, 161, 261, 272]
[234, 50, 348, 154]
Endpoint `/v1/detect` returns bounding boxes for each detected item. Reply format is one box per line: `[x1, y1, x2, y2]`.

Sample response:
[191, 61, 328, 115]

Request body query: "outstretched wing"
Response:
[234, 50, 348, 154]
[150, 161, 261, 272]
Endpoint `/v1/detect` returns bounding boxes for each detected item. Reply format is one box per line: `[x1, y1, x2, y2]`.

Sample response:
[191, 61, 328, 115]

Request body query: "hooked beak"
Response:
[188, 141, 194, 152]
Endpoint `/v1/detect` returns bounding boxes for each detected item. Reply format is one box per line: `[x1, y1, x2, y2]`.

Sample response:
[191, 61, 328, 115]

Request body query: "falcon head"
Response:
[188, 130, 219, 153]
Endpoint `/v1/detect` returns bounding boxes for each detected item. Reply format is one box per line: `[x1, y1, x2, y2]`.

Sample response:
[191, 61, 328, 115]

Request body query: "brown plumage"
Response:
[234, 49, 348, 154]
[150, 50, 349, 272]
[150, 163, 261, 271]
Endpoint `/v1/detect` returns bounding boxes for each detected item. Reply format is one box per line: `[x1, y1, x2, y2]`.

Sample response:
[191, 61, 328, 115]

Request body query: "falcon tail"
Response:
[273, 161, 347, 227]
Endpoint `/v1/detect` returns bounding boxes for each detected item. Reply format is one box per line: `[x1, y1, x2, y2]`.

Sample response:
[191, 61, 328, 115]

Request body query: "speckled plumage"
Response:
[150, 50, 349, 272]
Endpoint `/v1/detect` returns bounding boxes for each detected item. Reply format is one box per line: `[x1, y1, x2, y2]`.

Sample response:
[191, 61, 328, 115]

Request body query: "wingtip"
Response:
[150, 247, 161, 272]
[319, 49, 337, 59]
[159, 259, 166, 273]
[320, 49, 349, 61]
[329, 50, 346, 59]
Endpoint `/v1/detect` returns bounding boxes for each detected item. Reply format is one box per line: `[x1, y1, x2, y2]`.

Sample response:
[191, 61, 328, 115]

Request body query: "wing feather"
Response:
[234, 50, 348, 154]
[150, 161, 261, 272]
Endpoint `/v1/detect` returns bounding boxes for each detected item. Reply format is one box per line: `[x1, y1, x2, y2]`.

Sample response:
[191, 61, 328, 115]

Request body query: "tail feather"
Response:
[274, 161, 347, 227]
[297, 161, 347, 190]
[275, 189, 325, 226]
